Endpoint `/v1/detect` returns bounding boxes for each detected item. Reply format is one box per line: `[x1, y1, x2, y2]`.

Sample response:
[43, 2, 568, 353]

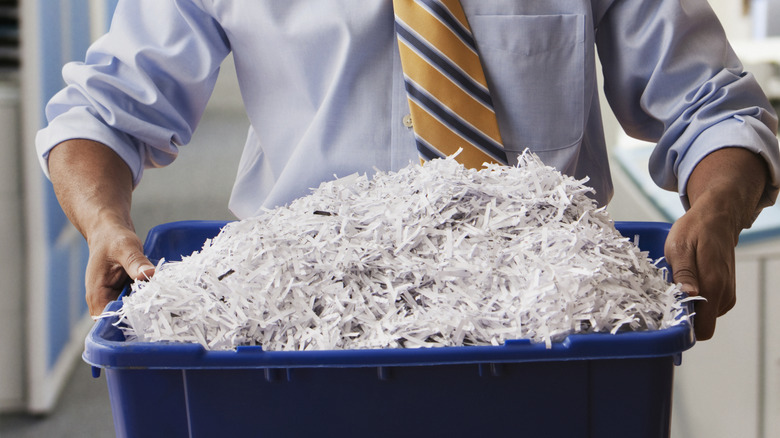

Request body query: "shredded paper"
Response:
[105, 152, 689, 350]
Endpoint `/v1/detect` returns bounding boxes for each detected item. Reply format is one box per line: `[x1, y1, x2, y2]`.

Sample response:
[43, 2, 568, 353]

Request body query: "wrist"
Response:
[686, 147, 769, 234]
[685, 190, 742, 246]
[84, 209, 136, 246]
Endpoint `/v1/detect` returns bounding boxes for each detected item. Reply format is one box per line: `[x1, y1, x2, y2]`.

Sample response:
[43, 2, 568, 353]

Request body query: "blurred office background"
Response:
[1, 0, 779, 437]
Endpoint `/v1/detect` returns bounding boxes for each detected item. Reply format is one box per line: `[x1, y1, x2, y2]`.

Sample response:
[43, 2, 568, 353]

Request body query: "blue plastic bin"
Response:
[84, 221, 695, 438]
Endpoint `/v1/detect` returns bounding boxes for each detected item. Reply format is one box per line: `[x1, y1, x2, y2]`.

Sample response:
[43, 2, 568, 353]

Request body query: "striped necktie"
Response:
[393, 0, 508, 168]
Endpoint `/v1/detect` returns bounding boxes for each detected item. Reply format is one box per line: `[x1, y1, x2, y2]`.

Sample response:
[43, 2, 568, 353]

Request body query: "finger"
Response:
[693, 296, 717, 341]
[688, 256, 733, 340]
[692, 246, 736, 336]
[86, 231, 154, 317]
[88, 256, 153, 317]
[90, 286, 122, 318]
[664, 240, 700, 296]
[719, 291, 736, 317]
[85, 256, 127, 317]
[703, 255, 736, 318]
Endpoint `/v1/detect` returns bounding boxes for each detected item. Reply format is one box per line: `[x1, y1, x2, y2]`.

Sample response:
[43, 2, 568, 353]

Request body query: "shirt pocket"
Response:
[470, 14, 585, 155]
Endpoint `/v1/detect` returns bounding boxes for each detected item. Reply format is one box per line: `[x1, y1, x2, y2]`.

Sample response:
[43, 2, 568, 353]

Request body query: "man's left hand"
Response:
[664, 147, 771, 340]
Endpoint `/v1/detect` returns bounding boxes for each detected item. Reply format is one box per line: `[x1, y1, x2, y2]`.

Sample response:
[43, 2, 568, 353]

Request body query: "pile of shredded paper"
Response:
[106, 152, 689, 350]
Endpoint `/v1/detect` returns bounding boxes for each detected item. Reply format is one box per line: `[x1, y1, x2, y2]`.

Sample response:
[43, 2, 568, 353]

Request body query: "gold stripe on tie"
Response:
[393, 0, 508, 168]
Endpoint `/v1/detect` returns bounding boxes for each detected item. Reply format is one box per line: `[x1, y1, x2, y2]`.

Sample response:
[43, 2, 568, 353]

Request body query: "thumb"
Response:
[664, 231, 700, 296]
[123, 249, 156, 282]
[666, 250, 711, 339]
[670, 263, 700, 297]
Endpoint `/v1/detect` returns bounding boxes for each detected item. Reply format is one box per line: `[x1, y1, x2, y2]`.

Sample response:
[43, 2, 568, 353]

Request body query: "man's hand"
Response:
[665, 201, 737, 340]
[664, 147, 771, 340]
[84, 220, 155, 317]
[48, 139, 155, 317]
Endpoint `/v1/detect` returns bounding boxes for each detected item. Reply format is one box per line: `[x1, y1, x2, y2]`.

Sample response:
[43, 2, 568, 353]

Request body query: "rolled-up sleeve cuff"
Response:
[676, 116, 780, 211]
[35, 107, 146, 187]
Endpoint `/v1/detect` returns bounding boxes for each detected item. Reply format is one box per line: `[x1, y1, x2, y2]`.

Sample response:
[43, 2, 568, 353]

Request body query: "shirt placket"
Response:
[390, 32, 418, 170]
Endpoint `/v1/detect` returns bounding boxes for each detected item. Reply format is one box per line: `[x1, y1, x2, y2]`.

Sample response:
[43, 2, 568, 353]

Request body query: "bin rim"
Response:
[83, 306, 694, 370]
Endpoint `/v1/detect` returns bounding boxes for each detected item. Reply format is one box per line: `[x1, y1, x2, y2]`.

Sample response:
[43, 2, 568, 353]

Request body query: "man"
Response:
[37, 0, 780, 340]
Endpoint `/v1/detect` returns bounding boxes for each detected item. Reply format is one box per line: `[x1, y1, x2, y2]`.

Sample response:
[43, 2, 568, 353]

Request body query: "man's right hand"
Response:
[48, 139, 153, 317]
[84, 221, 155, 317]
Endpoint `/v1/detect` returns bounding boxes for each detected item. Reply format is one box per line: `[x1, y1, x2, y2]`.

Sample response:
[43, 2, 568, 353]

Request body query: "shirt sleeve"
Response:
[35, 0, 231, 187]
[595, 0, 780, 211]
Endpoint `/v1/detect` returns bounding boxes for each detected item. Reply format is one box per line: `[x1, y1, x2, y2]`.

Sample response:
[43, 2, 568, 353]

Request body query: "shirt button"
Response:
[402, 114, 413, 129]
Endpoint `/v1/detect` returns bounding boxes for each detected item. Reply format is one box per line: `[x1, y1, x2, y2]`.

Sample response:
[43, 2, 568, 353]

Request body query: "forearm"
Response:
[48, 139, 155, 316]
[47, 139, 136, 240]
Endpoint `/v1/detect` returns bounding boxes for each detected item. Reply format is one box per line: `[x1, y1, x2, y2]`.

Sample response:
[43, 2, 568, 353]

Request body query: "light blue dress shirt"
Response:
[36, 0, 780, 219]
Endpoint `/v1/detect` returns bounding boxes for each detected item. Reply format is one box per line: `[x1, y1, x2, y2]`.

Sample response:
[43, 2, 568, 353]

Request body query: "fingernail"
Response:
[138, 265, 155, 278]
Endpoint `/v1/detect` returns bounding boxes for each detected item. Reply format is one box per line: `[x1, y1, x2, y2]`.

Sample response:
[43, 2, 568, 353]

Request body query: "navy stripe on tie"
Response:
[405, 79, 507, 164]
[395, 23, 493, 109]
[415, 138, 445, 162]
[416, 0, 476, 50]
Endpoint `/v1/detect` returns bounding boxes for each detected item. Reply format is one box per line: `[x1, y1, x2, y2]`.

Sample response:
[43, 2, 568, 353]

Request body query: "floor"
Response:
[0, 364, 115, 438]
